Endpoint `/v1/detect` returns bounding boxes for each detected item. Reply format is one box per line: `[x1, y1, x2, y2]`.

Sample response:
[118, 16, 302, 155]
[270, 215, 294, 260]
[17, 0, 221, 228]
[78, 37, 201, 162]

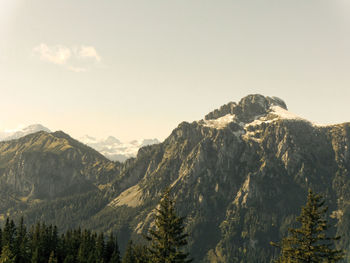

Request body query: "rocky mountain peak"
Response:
[204, 94, 287, 123]
[236, 94, 287, 122]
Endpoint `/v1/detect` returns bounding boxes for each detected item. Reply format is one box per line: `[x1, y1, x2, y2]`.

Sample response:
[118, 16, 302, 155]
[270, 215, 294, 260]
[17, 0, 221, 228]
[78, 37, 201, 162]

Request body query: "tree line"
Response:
[0, 218, 120, 263]
[0, 189, 192, 263]
[0, 188, 345, 262]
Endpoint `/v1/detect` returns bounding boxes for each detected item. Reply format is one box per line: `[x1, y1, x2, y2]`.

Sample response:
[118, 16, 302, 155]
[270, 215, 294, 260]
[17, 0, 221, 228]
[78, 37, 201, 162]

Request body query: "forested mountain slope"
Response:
[0, 131, 121, 226]
[90, 94, 350, 262]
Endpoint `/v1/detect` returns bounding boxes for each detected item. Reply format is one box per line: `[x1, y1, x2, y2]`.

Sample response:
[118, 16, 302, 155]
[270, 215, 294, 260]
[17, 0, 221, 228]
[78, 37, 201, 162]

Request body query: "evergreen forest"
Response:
[0, 190, 192, 263]
[0, 189, 344, 263]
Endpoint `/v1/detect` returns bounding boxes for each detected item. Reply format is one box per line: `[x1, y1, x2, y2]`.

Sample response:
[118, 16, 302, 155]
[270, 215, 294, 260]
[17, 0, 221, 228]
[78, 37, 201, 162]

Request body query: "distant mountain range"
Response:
[0, 125, 159, 162]
[78, 135, 160, 162]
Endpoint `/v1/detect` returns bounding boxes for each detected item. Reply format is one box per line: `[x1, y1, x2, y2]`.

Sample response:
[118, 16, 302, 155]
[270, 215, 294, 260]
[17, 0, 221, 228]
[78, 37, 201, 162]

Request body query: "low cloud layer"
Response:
[33, 44, 101, 72]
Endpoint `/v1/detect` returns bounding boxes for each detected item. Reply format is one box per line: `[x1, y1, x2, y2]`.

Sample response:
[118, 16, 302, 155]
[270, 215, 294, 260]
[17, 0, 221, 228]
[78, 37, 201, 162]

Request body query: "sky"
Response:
[1, 0, 350, 141]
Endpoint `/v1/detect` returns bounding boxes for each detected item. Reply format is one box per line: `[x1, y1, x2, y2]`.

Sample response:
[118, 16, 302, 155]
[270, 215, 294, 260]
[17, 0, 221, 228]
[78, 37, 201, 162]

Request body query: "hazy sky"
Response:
[1, 0, 350, 141]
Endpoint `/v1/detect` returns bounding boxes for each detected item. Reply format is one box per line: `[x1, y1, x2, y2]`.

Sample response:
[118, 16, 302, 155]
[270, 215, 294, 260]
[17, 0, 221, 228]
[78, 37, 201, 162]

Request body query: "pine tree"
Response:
[30, 248, 39, 263]
[104, 233, 120, 263]
[109, 251, 121, 263]
[96, 233, 105, 261]
[0, 245, 16, 263]
[271, 189, 344, 263]
[146, 188, 192, 263]
[133, 244, 150, 263]
[2, 219, 16, 253]
[15, 218, 30, 263]
[48, 251, 57, 263]
[63, 255, 75, 263]
[0, 227, 2, 255]
[121, 241, 135, 263]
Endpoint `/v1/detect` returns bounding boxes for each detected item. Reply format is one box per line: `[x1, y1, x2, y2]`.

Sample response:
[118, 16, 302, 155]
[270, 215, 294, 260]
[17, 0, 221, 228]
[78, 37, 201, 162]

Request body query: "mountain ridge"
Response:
[100, 94, 350, 262]
[1, 94, 350, 262]
[0, 124, 160, 162]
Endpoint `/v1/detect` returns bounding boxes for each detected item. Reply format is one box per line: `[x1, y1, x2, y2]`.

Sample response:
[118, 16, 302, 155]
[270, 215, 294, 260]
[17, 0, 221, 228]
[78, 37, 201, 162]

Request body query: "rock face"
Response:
[1, 94, 350, 262]
[204, 94, 287, 122]
[99, 94, 350, 262]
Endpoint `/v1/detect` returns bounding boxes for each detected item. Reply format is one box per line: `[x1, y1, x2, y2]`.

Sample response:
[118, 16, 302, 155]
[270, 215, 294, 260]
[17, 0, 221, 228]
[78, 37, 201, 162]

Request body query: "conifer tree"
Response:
[96, 233, 105, 261]
[133, 244, 150, 263]
[104, 233, 120, 263]
[146, 188, 192, 263]
[2, 219, 16, 253]
[0, 245, 16, 263]
[62, 255, 75, 263]
[15, 218, 30, 263]
[48, 251, 57, 263]
[0, 227, 2, 254]
[121, 241, 135, 263]
[30, 248, 39, 263]
[271, 189, 344, 262]
[109, 251, 121, 263]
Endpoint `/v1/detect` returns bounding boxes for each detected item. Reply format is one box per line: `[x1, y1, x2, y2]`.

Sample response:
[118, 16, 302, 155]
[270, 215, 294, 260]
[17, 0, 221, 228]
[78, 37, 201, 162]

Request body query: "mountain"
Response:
[0, 124, 51, 141]
[79, 135, 160, 162]
[86, 94, 350, 262]
[0, 124, 160, 162]
[1, 94, 350, 262]
[0, 130, 121, 226]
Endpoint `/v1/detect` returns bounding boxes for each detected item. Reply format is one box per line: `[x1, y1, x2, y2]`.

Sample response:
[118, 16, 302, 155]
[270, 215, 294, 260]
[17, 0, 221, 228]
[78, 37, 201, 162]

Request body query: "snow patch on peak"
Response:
[313, 122, 338, 127]
[201, 114, 235, 129]
[270, 106, 304, 120]
[245, 116, 277, 128]
[244, 106, 307, 129]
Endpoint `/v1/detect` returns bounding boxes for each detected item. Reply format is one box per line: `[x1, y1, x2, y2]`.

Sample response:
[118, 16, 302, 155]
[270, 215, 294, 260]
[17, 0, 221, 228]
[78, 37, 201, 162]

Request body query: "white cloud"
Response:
[4, 124, 25, 133]
[33, 43, 102, 72]
[33, 43, 71, 65]
[77, 46, 101, 62]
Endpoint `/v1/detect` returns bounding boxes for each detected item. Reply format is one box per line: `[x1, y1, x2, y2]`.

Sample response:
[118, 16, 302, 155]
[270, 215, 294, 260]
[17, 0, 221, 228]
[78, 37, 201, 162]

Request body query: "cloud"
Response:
[33, 44, 71, 65]
[33, 43, 102, 72]
[77, 46, 101, 62]
[4, 124, 25, 133]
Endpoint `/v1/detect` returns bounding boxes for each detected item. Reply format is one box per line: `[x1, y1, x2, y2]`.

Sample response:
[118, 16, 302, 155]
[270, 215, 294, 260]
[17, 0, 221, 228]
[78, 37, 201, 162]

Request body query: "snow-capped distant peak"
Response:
[79, 135, 98, 144]
[78, 135, 160, 162]
[0, 124, 51, 141]
[201, 114, 236, 129]
[105, 136, 121, 145]
[129, 140, 139, 146]
[141, 138, 160, 146]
